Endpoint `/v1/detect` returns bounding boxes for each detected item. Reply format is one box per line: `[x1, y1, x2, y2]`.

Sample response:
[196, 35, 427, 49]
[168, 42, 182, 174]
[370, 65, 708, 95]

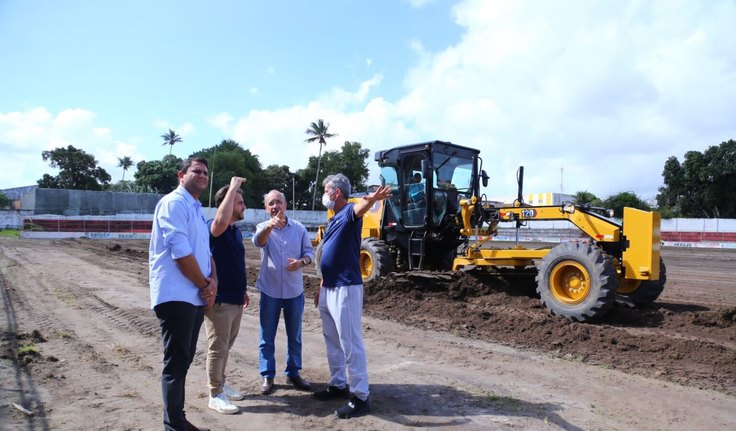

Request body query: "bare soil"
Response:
[1, 237, 735, 430]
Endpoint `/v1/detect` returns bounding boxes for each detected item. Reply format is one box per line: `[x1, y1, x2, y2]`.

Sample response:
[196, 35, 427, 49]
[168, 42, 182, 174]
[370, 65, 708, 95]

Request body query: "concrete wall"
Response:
[16, 208, 328, 234]
[22, 188, 164, 216]
[0, 210, 33, 229]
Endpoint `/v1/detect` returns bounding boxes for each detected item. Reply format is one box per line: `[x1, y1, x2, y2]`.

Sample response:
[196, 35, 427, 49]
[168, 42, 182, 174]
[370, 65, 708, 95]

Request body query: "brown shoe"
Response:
[287, 375, 313, 391]
[260, 377, 274, 395]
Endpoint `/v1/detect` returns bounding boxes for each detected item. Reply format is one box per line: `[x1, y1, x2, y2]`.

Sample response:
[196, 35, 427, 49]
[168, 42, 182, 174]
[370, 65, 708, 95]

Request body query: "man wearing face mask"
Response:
[313, 173, 391, 419]
[253, 190, 314, 395]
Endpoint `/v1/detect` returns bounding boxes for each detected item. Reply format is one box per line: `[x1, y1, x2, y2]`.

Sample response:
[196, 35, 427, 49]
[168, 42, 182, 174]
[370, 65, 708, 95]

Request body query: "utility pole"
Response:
[292, 175, 296, 210]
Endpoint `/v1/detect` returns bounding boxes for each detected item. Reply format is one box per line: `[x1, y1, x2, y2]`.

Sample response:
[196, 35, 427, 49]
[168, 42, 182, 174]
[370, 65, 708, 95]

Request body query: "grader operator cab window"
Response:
[403, 155, 428, 227]
[379, 165, 402, 224]
[432, 153, 474, 222]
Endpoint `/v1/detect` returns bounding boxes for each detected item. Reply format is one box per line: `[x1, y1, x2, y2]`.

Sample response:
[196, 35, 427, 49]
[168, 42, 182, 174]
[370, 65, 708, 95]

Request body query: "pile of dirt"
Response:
[362, 269, 736, 394]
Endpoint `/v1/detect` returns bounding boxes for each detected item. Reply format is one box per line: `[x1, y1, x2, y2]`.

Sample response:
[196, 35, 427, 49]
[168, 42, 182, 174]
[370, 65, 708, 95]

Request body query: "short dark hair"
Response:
[214, 185, 243, 207]
[180, 157, 209, 173]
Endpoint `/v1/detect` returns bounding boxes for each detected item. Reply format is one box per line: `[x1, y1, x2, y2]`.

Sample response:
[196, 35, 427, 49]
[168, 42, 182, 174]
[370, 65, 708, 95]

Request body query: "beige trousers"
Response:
[204, 303, 243, 397]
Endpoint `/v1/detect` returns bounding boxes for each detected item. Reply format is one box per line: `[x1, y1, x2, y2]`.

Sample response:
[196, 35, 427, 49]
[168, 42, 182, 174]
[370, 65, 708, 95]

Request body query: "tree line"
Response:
[34, 120, 369, 211]
[29, 126, 736, 217]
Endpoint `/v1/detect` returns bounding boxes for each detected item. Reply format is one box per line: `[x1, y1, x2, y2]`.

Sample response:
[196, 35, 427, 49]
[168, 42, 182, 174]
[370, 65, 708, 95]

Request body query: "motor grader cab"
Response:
[315, 140, 665, 322]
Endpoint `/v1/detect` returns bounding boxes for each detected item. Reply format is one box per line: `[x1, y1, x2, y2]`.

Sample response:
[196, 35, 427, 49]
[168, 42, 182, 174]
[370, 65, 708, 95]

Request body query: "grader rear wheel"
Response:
[536, 242, 617, 322]
[359, 238, 394, 282]
[617, 257, 667, 305]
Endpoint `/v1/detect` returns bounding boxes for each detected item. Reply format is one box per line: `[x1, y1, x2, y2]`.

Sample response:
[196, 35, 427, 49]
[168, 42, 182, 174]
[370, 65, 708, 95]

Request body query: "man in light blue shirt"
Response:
[149, 157, 217, 431]
[253, 189, 314, 395]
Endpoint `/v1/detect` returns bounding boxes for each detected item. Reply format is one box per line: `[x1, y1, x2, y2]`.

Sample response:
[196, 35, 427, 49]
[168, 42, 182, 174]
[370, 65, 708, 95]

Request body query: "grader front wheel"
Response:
[359, 238, 394, 282]
[617, 257, 667, 305]
[536, 242, 618, 322]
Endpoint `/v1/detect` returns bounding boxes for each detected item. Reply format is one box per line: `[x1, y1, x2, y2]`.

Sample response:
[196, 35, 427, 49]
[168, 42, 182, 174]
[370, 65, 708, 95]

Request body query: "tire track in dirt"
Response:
[84, 295, 160, 338]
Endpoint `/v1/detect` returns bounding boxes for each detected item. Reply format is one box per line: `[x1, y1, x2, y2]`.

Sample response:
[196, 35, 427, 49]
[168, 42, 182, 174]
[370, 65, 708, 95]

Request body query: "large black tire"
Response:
[360, 238, 394, 282]
[616, 257, 667, 305]
[535, 242, 618, 322]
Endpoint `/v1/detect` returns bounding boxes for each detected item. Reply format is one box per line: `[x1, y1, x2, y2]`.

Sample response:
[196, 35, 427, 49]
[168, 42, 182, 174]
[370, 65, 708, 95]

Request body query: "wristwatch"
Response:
[301, 257, 311, 266]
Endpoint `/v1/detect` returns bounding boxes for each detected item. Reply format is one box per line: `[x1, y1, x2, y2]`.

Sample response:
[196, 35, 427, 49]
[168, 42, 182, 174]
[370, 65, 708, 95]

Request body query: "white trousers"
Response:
[318, 284, 370, 401]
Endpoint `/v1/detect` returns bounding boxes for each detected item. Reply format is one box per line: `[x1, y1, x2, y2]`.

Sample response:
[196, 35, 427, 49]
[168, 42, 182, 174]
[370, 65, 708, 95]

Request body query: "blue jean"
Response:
[259, 292, 304, 378]
[155, 301, 204, 431]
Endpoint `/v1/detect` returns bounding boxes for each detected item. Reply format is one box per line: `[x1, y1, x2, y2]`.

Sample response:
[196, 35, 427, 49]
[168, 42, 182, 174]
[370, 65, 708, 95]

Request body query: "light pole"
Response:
[292, 175, 296, 211]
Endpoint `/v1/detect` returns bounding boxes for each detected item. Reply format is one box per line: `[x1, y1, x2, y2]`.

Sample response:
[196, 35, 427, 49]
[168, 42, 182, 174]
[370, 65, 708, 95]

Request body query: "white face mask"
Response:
[322, 191, 336, 210]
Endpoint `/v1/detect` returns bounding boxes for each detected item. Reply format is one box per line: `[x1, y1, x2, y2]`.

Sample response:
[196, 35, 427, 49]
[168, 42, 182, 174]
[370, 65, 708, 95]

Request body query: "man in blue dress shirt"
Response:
[253, 189, 315, 395]
[149, 157, 217, 431]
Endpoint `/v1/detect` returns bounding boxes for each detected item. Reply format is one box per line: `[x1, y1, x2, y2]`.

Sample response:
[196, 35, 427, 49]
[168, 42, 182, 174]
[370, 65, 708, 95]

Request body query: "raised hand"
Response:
[365, 185, 392, 202]
[269, 208, 287, 229]
[229, 176, 247, 189]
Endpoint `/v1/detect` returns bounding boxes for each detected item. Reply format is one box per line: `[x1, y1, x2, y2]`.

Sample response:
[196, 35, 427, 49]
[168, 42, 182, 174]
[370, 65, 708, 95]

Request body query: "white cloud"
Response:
[4, 0, 735, 203]
[219, 0, 735, 202]
[207, 113, 234, 134]
[0, 108, 144, 187]
[389, 0, 736, 200]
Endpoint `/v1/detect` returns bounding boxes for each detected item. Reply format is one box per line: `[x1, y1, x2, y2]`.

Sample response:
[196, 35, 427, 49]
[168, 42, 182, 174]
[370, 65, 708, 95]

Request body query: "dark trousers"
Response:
[155, 301, 205, 431]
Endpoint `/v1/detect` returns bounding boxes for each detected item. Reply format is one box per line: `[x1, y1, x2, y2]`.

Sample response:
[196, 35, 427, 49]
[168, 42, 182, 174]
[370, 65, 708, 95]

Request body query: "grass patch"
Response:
[17, 344, 41, 365]
[0, 229, 20, 238]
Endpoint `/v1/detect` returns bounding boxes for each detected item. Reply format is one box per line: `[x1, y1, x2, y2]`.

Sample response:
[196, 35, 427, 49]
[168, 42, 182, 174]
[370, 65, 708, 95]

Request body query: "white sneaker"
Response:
[208, 392, 239, 414]
[223, 383, 245, 401]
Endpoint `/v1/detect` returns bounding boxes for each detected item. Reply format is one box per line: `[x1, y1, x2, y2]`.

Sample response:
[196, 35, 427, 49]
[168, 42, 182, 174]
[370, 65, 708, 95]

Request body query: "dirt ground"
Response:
[1, 237, 735, 431]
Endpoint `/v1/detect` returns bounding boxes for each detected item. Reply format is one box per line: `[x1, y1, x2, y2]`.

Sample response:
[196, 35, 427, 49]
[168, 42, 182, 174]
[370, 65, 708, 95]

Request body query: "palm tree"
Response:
[304, 119, 337, 210]
[161, 129, 182, 155]
[117, 156, 134, 181]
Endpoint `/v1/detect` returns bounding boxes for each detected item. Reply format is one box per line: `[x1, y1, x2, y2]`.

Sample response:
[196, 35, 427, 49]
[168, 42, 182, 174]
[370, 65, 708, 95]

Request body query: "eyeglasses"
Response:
[189, 169, 209, 176]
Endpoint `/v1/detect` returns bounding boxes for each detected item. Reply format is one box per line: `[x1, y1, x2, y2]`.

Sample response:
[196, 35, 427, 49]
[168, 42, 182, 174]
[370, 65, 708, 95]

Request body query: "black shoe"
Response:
[336, 396, 370, 419]
[287, 374, 313, 391]
[186, 420, 210, 431]
[313, 385, 350, 401]
[260, 377, 274, 395]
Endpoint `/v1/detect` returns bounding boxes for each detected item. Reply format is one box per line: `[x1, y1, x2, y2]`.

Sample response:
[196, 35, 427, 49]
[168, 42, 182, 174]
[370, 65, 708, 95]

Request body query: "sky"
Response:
[1, 0, 735, 203]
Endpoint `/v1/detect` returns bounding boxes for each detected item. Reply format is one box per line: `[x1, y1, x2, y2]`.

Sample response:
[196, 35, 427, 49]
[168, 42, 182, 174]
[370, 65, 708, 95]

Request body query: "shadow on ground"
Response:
[234, 382, 585, 430]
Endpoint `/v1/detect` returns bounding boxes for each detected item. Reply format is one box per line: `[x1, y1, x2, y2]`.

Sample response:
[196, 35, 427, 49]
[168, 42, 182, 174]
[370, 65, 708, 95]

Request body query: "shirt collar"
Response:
[174, 185, 201, 208]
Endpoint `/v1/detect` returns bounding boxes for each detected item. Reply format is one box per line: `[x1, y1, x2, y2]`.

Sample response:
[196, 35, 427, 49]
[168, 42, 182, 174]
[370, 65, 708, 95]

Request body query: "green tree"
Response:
[37, 145, 111, 190]
[291, 169, 316, 210]
[299, 141, 371, 209]
[304, 119, 337, 210]
[656, 156, 686, 215]
[134, 154, 182, 194]
[603, 191, 651, 218]
[261, 164, 296, 207]
[189, 139, 263, 207]
[656, 139, 736, 217]
[0, 191, 9, 208]
[573, 190, 603, 207]
[161, 129, 182, 155]
[117, 156, 134, 181]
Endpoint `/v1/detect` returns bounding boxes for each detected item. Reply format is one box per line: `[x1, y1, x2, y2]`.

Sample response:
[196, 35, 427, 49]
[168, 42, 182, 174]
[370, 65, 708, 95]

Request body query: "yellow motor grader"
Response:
[314, 140, 664, 322]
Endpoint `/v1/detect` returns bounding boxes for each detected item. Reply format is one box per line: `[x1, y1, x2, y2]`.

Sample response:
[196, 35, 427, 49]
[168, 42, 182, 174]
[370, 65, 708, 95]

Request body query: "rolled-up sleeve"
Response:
[301, 228, 314, 261]
[253, 221, 268, 249]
